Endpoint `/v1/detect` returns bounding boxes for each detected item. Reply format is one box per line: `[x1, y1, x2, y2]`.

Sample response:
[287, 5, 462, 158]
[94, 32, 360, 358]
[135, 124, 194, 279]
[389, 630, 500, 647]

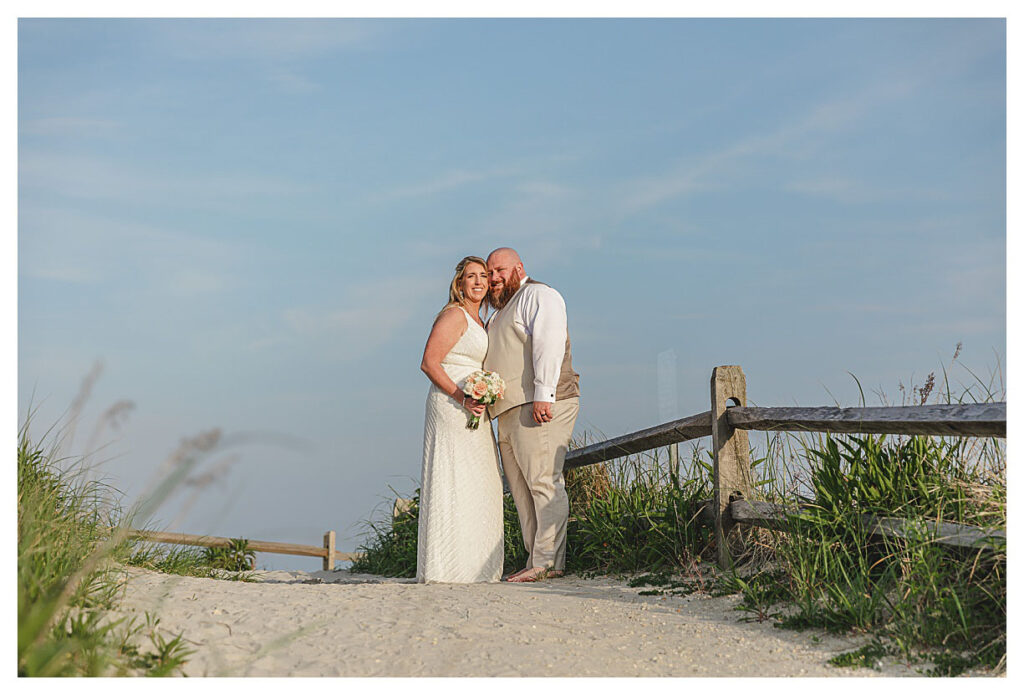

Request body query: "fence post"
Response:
[711, 365, 753, 568]
[323, 530, 336, 571]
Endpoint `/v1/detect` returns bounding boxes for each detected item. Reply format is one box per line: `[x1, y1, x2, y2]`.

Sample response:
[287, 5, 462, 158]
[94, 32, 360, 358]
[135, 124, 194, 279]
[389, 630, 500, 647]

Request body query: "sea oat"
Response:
[63, 360, 104, 452]
[917, 372, 935, 405]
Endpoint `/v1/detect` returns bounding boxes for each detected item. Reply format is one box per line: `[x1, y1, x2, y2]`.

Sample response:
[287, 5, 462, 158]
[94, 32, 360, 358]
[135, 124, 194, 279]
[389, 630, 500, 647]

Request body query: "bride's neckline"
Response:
[460, 306, 485, 331]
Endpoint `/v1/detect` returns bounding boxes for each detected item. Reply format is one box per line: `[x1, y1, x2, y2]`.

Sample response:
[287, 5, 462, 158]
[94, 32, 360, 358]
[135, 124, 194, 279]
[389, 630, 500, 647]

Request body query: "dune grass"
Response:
[17, 404, 255, 676]
[349, 444, 715, 578]
[17, 418, 197, 676]
[734, 431, 1005, 675]
[731, 350, 1006, 675]
[351, 351, 1005, 675]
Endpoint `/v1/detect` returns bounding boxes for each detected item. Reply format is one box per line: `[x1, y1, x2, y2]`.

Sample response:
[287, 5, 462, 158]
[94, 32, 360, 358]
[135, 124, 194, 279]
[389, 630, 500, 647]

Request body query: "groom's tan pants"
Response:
[496, 397, 579, 571]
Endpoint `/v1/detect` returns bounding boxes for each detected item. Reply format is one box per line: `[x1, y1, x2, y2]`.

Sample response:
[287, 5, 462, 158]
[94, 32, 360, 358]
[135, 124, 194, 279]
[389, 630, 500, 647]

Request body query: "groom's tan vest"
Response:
[485, 279, 580, 419]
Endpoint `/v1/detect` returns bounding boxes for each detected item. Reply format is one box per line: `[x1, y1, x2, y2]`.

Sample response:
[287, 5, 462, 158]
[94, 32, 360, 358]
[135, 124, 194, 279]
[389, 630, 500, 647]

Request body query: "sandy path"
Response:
[111, 566, 926, 677]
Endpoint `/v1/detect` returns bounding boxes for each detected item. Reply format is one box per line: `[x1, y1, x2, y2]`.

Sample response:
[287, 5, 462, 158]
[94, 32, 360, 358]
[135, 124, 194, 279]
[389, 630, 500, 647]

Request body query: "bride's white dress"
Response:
[417, 307, 504, 583]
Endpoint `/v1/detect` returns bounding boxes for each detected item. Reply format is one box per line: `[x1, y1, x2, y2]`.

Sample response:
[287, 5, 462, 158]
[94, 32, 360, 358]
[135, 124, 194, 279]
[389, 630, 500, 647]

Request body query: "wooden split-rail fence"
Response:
[565, 365, 1006, 567]
[131, 364, 1006, 572]
[127, 529, 360, 571]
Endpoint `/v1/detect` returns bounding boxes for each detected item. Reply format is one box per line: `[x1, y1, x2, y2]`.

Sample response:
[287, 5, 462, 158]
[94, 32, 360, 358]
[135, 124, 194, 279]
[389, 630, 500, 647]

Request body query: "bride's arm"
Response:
[420, 307, 485, 415]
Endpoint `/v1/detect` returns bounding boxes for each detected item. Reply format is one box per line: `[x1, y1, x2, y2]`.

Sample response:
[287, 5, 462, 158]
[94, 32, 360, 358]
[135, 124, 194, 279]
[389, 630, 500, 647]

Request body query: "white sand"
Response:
[110, 566, 935, 677]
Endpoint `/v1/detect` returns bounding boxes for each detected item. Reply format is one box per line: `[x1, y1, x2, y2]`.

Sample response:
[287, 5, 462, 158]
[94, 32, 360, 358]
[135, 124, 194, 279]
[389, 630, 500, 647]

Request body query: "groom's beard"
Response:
[489, 272, 521, 310]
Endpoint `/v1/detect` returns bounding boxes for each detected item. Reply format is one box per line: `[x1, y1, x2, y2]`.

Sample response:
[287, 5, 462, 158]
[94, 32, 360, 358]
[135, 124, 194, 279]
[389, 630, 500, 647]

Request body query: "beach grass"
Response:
[352, 349, 1005, 675]
[17, 404, 255, 675]
[125, 542, 260, 580]
[737, 430, 1005, 675]
[730, 349, 1006, 675]
[349, 448, 714, 578]
[17, 415, 198, 676]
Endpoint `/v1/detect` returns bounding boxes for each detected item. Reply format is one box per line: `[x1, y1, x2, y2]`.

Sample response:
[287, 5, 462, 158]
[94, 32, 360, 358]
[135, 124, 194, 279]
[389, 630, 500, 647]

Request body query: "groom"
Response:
[484, 247, 580, 583]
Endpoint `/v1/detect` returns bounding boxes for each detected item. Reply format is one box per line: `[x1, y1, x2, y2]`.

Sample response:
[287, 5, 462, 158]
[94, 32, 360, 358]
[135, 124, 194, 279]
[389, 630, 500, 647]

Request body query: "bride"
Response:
[416, 256, 504, 583]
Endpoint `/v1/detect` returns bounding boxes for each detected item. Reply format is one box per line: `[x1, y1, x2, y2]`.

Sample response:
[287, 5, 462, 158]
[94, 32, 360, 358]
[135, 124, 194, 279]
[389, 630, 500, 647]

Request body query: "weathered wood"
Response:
[729, 499, 802, 530]
[128, 529, 363, 564]
[130, 529, 329, 557]
[562, 403, 1002, 473]
[863, 515, 1006, 551]
[711, 366, 752, 569]
[564, 411, 712, 470]
[323, 530, 336, 571]
[727, 403, 1006, 438]
[727, 501, 1006, 551]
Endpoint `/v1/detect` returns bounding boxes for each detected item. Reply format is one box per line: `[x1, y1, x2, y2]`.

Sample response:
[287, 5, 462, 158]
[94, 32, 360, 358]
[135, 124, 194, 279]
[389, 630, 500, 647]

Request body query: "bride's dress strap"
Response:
[460, 306, 483, 329]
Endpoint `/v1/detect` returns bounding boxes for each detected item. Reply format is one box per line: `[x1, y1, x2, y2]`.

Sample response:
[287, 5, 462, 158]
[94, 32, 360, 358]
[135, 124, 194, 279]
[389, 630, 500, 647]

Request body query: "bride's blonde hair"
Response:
[436, 256, 489, 321]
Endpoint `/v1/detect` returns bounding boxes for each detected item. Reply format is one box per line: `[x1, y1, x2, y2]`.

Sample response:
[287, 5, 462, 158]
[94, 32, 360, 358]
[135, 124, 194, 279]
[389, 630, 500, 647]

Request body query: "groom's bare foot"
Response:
[507, 567, 549, 583]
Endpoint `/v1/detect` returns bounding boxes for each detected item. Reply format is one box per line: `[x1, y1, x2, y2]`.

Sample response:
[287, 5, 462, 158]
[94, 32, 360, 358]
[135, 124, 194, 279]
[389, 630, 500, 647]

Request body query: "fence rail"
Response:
[565, 410, 712, 469]
[128, 529, 360, 570]
[564, 365, 1006, 567]
[682, 498, 1005, 551]
[727, 403, 1006, 437]
[566, 403, 1005, 469]
[727, 500, 1006, 550]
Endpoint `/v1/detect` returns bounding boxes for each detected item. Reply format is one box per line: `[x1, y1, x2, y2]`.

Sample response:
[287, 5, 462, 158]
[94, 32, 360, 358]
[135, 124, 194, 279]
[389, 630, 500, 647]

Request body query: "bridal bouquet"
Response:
[462, 370, 505, 430]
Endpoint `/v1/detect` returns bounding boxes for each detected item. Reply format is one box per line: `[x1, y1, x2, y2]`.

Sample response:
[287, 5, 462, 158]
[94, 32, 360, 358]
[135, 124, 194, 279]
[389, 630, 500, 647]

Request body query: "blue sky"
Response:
[17, 18, 1006, 569]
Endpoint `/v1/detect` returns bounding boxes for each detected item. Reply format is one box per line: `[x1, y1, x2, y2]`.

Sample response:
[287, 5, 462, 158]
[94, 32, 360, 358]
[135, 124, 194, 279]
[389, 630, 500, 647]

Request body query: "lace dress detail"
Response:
[416, 308, 504, 583]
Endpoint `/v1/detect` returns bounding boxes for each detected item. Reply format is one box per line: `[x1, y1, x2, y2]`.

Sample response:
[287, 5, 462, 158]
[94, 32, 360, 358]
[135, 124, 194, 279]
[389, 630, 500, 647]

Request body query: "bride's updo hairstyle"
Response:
[436, 255, 489, 320]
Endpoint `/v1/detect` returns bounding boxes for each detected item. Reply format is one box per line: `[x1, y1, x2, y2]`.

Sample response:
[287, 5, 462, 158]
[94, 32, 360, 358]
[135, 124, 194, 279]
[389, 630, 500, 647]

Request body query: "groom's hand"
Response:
[532, 401, 554, 424]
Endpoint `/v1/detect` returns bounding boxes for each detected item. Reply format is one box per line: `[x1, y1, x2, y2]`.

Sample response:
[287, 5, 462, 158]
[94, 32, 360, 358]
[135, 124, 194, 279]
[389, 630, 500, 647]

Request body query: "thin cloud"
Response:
[266, 67, 321, 93]
[475, 178, 602, 264]
[257, 274, 434, 362]
[783, 177, 870, 204]
[514, 180, 575, 197]
[21, 117, 121, 138]
[19, 206, 245, 294]
[784, 177, 953, 205]
[20, 151, 311, 207]
[373, 167, 514, 202]
[371, 151, 581, 203]
[900, 317, 1004, 338]
[167, 268, 231, 296]
[24, 264, 97, 285]
[278, 304, 409, 362]
[624, 29, 1001, 213]
[618, 71, 925, 213]
[152, 19, 387, 62]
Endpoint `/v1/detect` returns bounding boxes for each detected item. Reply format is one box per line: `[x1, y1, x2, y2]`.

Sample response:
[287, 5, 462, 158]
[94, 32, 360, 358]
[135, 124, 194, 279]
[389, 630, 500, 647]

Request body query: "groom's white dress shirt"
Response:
[501, 275, 569, 403]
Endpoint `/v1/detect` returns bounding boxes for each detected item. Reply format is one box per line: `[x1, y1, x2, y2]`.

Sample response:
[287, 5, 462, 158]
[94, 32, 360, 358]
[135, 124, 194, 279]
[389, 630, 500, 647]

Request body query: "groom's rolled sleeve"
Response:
[519, 285, 568, 403]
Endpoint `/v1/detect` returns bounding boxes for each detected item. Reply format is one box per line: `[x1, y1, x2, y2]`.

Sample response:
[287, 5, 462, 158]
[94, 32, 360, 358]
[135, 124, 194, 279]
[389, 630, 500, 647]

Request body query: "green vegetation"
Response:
[829, 641, 891, 670]
[18, 412, 253, 676]
[349, 490, 421, 576]
[352, 352, 1005, 676]
[758, 432, 1005, 675]
[18, 419, 195, 675]
[202, 538, 256, 572]
[351, 446, 714, 577]
[126, 543, 259, 582]
[564, 448, 713, 574]
[745, 354, 1006, 675]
